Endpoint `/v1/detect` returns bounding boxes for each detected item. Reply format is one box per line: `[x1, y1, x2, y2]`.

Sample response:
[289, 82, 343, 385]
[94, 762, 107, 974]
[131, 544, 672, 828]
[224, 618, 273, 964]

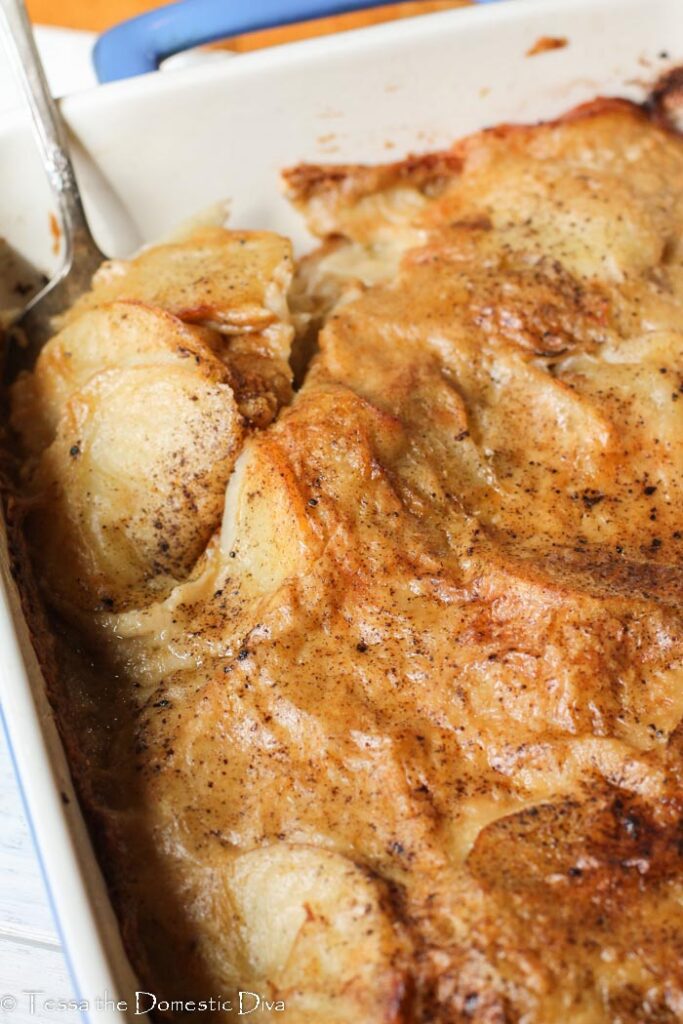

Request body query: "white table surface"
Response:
[0, 729, 80, 1022]
[1, 27, 95, 1016]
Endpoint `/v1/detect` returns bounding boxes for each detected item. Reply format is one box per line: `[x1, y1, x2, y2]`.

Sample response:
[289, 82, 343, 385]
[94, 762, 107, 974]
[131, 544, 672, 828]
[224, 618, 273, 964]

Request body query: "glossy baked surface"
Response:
[11, 101, 683, 1022]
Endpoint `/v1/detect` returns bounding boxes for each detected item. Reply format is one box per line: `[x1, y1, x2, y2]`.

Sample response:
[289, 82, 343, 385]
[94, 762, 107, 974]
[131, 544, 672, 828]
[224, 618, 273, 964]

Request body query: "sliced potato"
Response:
[28, 364, 242, 614]
[220, 436, 318, 597]
[64, 227, 294, 336]
[55, 228, 296, 431]
[213, 844, 407, 1023]
[11, 301, 224, 455]
[12, 229, 298, 617]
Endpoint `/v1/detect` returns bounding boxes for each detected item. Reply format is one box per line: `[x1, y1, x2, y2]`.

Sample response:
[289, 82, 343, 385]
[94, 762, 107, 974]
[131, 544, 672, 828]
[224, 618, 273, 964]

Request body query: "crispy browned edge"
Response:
[282, 97, 671, 216]
[3, 85, 683, 1020]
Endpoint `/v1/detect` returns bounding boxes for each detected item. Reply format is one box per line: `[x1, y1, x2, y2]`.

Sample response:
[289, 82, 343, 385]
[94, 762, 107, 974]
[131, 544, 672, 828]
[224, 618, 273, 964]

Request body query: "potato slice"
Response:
[57, 228, 295, 431]
[13, 230, 298, 617]
[11, 301, 223, 455]
[220, 436, 318, 597]
[27, 362, 242, 614]
[64, 227, 293, 336]
[212, 844, 407, 1023]
[15, 301, 244, 614]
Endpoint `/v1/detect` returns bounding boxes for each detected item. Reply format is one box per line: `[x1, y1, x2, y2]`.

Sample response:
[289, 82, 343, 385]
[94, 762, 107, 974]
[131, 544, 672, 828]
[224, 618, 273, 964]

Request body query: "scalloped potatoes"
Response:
[11, 102, 683, 1023]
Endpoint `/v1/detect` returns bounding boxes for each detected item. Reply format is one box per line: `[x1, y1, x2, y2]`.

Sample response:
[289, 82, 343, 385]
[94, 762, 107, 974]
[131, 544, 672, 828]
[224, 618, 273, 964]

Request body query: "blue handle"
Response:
[94, 0, 502, 84]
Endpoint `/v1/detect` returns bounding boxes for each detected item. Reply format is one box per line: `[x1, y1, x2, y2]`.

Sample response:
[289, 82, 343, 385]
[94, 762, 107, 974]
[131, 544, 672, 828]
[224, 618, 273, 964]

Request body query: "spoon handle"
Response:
[0, 0, 102, 270]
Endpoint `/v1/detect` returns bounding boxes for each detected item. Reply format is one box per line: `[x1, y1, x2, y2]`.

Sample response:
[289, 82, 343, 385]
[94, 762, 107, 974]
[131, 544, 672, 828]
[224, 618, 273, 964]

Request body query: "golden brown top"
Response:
[11, 101, 683, 1023]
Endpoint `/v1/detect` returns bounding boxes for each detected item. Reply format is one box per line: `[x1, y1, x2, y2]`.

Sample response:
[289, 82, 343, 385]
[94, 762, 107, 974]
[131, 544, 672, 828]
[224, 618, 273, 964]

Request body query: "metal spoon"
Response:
[0, 0, 105, 357]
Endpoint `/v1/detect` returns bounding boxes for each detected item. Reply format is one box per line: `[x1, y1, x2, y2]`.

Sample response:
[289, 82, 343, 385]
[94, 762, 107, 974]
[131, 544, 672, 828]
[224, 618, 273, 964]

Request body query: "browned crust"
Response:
[646, 65, 683, 127]
[283, 98, 654, 214]
[283, 149, 464, 208]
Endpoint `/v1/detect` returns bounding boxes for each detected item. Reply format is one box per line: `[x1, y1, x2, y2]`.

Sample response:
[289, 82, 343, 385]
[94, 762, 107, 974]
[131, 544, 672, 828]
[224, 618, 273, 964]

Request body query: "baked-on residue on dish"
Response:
[8, 98, 683, 1022]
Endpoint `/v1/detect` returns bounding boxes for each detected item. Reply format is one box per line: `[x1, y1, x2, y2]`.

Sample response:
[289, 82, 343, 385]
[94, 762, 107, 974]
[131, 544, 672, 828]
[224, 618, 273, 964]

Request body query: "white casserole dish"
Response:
[1, 0, 682, 1017]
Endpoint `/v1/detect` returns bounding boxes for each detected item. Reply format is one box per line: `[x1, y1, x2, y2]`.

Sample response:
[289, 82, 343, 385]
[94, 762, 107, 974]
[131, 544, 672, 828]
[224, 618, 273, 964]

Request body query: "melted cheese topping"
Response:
[12, 102, 683, 1023]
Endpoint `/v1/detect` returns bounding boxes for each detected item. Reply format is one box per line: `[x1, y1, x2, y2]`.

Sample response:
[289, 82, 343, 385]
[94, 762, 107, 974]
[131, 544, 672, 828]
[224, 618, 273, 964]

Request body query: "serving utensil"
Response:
[0, 0, 104, 355]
